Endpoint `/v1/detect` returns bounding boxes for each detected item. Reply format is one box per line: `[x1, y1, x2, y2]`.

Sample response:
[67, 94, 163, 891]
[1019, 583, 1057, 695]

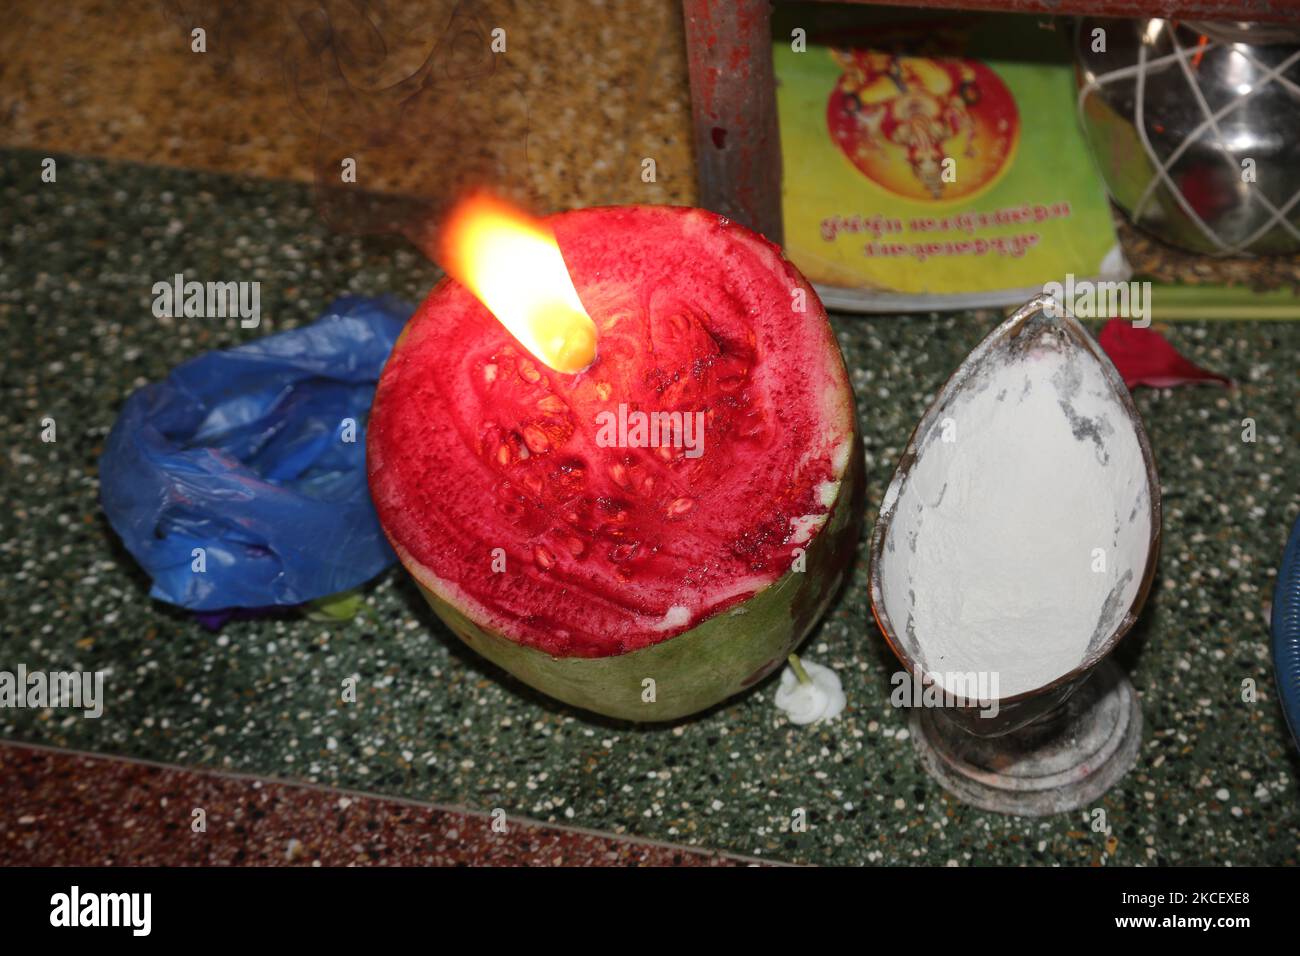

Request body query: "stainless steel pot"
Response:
[1075, 18, 1300, 256]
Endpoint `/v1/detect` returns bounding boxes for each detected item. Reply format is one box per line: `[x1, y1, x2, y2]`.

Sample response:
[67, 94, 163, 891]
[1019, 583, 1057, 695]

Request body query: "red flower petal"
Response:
[1097, 319, 1233, 389]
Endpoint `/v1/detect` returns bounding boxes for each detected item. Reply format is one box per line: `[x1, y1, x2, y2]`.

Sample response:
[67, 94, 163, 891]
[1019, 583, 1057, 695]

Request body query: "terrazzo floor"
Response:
[2, 149, 1299, 865]
[0, 742, 759, 866]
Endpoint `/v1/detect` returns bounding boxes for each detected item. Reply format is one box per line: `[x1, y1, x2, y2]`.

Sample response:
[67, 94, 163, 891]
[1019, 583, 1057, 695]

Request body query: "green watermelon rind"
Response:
[402, 431, 864, 722]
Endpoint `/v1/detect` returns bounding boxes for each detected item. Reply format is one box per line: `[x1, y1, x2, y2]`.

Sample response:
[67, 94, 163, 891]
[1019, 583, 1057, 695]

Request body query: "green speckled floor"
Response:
[2, 149, 1298, 865]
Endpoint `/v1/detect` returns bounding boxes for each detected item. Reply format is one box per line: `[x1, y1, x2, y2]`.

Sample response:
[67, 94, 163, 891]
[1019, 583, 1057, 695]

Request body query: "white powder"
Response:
[878, 337, 1152, 698]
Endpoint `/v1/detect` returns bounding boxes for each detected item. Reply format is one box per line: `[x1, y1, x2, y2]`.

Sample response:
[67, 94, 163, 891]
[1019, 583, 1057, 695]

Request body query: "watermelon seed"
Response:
[523, 425, 550, 454]
[667, 496, 695, 517]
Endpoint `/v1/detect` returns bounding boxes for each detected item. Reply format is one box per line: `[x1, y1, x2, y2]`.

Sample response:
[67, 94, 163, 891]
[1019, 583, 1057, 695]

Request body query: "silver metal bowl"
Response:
[1075, 18, 1300, 256]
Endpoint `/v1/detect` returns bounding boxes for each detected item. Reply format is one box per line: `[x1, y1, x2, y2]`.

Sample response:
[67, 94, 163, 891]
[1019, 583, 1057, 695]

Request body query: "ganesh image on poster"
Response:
[826, 32, 1020, 203]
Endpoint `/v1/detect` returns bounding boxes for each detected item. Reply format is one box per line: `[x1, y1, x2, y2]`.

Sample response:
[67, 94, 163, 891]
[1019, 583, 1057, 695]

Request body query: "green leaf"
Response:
[304, 589, 375, 623]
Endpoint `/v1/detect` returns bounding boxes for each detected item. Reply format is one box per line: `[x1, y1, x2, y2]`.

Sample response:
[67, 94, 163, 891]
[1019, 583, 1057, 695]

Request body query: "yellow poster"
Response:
[775, 8, 1124, 307]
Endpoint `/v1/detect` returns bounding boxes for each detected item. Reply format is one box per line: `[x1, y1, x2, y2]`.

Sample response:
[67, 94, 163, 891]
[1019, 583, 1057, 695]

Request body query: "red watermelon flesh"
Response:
[368, 205, 857, 660]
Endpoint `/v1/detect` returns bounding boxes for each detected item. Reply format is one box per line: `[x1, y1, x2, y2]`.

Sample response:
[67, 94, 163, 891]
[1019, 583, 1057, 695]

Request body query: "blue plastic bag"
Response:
[100, 296, 412, 611]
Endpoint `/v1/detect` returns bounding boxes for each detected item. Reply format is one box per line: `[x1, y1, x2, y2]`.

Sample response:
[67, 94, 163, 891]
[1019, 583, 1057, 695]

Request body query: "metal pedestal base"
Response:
[910, 660, 1142, 817]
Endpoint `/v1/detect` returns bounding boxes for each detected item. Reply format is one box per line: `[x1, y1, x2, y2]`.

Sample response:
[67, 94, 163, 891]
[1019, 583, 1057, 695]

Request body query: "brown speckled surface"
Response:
[0, 743, 765, 866]
[0, 0, 695, 212]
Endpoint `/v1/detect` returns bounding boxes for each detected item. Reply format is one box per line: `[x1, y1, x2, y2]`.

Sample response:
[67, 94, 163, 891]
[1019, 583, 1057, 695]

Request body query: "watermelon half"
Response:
[368, 205, 862, 721]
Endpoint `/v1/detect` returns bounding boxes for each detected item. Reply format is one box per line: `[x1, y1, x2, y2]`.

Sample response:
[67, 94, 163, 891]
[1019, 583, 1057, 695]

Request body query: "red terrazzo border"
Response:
[0, 742, 768, 867]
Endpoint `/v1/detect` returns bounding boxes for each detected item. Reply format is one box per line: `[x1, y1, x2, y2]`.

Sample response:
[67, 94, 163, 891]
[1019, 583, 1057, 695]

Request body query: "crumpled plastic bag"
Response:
[100, 296, 412, 611]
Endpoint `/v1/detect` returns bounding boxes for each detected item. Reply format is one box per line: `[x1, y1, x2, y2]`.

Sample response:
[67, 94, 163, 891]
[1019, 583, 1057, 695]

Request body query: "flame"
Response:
[440, 195, 597, 374]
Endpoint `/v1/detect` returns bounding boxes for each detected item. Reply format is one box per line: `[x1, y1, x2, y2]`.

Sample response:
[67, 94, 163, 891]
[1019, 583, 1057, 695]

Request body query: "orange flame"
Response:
[440, 195, 597, 375]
